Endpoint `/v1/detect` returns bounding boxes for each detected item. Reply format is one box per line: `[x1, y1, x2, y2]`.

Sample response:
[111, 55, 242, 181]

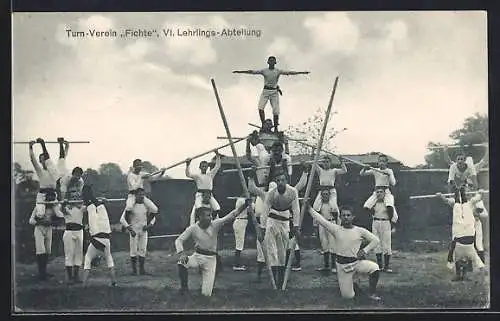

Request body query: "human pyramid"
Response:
[19, 56, 489, 303]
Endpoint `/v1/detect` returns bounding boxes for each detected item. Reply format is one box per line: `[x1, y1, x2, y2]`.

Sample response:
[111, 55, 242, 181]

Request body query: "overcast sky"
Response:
[12, 11, 487, 179]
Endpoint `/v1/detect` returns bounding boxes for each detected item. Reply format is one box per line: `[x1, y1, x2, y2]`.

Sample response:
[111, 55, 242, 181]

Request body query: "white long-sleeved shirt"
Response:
[313, 201, 337, 223]
[29, 204, 63, 225]
[248, 68, 297, 88]
[361, 168, 396, 187]
[185, 157, 221, 190]
[309, 207, 379, 257]
[175, 207, 243, 253]
[252, 153, 269, 185]
[256, 143, 292, 176]
[444, 195, 480, 239]
[318, 167, 346, 186]
[61, 205, 85, 225]
[261, 185, 300, 228]
[373, 201, 398, 223]
[127, 171, 148, 191]
[473, 198, 488, 220]
[120, 203, 156, 232]
[87, 203, 111, 236]
[448, 163, 476, 185]
[30, 151, 59, 189]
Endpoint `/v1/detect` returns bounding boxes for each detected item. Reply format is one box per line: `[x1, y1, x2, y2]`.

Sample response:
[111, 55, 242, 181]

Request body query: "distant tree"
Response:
[98, 163, 127, 196]
[285, 107, 347, 156]
[13, 162, 34, 184]
[424, 113, 488, 168]
[83, 168, 100, 187]
[141, 161, 159, 173]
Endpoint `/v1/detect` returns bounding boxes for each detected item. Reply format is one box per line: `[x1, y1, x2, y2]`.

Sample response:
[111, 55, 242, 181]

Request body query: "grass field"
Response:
[13, 249, 490, 312]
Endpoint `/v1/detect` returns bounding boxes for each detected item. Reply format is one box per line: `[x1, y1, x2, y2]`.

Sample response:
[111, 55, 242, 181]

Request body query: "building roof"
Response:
[210, 152, 403, 166]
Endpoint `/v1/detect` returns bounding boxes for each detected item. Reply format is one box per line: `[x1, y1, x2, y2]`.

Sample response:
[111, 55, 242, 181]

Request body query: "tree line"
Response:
[14, 112, 487, 198]
[14, 160, 166, 200]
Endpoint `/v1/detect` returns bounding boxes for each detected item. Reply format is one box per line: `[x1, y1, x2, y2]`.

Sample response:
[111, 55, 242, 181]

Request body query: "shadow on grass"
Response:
[15, 281, 489, 312]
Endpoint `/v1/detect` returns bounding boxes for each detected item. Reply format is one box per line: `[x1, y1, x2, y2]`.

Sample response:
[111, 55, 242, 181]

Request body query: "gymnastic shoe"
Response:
[315, 266, 330, 272]
[367, 293, 382, 302]
[233, 265, 247, 271]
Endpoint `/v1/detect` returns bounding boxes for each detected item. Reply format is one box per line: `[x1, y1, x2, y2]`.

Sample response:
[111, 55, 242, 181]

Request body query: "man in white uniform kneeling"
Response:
[308, 203, 382, 301]
[175, 200, 251, 296]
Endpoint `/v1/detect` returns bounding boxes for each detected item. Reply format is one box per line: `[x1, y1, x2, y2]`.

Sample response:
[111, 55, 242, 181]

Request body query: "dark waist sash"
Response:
[39, 187, 56, 194]
[271, 205, 291, 212]
[336, 255, 358, 265]
[375, 186, 390, 190]
[197, 189, 212, 193]
[237, 217, 248, 220]
[320, 185, 335, 190]
[90, 233, 111, 251]
[65, 223, 83, 231]
[455, 236, 474, 245]
[268, 212, 289, 222]
[195, 247, 217, 256]
[373, 218, 389, 221]
[264, 85, 283, 95]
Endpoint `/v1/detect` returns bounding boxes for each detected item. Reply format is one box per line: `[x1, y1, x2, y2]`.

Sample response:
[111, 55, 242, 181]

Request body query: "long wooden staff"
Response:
[150, 138, 247, 176]
[282, 76, 339, 290]
[211, 78, 277, 289]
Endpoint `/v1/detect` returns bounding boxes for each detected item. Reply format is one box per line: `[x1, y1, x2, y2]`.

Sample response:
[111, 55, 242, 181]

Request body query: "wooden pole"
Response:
[282, 76, 339, 290]
[150, 137, 247, 176]
[222, 160, 328, 173]
[14, 141, 90, 144]
[401, 168, 489, 173]
[38, 198, 126, 204]
[409, 190, 489, 200]
[148, 234, 180, 239]
[217, 136, 306, 142]
[211, 78, 277, 289]
[227, 196, 306, 200]
[428, 143, 486, 150]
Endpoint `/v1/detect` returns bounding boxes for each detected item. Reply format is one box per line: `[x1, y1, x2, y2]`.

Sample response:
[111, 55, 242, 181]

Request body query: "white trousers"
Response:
[34, 225, 52, 255]
[288, 236, 300, 250]
[179, 253, 217, 297]
[258, 89, 280, 115]
[84, 237, 114, 269]
[336, 259, 380, 299]
[475, 219, 484, 251]
[63, 230, 84, 266]
[313, 188, 339, 213]
[264, 218, 289, 266]
[129, 230, 149, 257]
[256, 237, 265, 263]
[454, 242, 485, 269]
[194, 192, 220, 211]
[364, 189, 395, 209]
[233, 219, 248, 251]
[319, 223, 336, 253]
[255, 195, 266, 262]
[372, 220, 392, 255]
[125, 194, 158, 213]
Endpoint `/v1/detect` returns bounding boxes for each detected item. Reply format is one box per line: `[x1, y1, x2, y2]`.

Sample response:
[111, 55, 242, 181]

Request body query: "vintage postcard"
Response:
[12, 11, 489, 312]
